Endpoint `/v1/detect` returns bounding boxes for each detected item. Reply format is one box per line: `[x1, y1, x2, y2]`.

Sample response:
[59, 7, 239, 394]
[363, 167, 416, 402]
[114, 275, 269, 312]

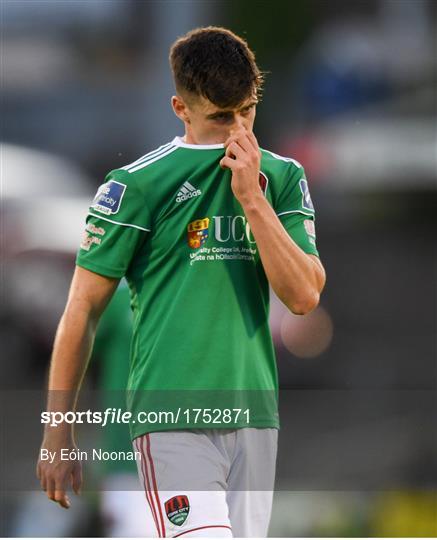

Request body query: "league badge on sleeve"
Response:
[299, 179, 314, 211]
[91, 180, 127, 215]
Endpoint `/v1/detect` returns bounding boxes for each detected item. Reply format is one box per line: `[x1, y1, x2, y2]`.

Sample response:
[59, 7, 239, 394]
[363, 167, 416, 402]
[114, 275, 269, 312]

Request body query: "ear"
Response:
[171, 95, 190, 124]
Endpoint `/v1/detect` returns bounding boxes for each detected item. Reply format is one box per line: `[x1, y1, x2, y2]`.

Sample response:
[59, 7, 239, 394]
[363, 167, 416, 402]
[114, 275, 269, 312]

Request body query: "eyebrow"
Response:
[205, 100, 258, 119]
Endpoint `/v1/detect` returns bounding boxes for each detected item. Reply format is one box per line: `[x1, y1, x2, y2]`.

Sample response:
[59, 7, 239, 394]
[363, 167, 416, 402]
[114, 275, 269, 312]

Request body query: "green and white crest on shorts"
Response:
[165, 495, 190, 526]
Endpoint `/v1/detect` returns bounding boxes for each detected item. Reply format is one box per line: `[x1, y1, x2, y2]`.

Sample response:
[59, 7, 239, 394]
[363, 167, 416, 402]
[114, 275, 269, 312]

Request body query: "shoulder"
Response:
[260, 147, 304, 179]
[259, 148, 315, 213]
[91, 140, 182, 218]
[99, 140, 180, 197]
[118, 140, 180, 177]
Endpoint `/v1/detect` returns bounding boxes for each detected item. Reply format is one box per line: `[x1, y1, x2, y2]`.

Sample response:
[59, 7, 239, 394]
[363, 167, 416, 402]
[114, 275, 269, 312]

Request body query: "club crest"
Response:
[187, 217, 209, 249]
[165, 495, 190, 526]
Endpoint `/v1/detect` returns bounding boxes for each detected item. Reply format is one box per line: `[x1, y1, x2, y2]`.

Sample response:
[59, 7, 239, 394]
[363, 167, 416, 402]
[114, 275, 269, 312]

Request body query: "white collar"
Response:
[172, 136, 224, 150]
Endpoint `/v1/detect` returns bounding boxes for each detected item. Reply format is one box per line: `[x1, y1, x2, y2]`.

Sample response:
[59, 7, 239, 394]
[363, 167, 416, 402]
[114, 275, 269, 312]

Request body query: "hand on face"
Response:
[220, 128, 263, 204]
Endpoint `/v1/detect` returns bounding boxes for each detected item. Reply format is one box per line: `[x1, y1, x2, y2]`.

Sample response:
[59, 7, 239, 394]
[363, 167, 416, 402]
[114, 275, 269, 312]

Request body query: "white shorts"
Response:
[101, 474, 153, 537]
[133, 428, 278, 538]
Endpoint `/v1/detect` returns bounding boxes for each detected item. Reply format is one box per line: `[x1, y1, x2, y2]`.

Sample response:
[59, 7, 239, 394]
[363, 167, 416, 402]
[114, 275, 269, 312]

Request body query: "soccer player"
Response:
[37, 27, 326, 538]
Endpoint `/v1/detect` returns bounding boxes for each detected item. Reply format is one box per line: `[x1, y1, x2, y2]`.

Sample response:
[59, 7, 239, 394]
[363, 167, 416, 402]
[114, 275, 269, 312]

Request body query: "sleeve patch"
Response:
[86, 223, 106, 236]
[91, 180, 127, 216]
[80, 232, 102, 251]
[299, 179, 314, 211]
[304, 219, 316, 237]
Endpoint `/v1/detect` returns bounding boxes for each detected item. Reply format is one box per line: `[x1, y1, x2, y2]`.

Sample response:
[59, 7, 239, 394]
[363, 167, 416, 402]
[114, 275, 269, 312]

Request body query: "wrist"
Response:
[43, 426, 75, 445]
[237, 190, 265, 212]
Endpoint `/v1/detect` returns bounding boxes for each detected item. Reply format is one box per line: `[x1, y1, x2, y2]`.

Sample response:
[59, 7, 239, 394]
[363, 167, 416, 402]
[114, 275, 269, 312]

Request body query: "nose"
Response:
[234, 113, 246, 130]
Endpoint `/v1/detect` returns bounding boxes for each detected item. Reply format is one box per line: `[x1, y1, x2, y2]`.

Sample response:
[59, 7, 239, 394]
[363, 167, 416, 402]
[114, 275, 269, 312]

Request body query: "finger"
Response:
[224, 131, 251, 152]
[235, 133, 253, 153]
[226, 142, 244, 160]
[246, 130, 260, 152]
[54, 475, 70, 508]
[71, 463, 82, 496]
[220, 156, 237, 170]
[55, 488, 70, 509]
[46, 478, 56, 502]
[39, 470, 47, 492]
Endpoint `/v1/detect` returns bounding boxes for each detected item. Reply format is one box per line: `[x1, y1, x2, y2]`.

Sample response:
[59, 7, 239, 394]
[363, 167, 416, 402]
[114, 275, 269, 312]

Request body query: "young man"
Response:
[37, 27, 326, 537]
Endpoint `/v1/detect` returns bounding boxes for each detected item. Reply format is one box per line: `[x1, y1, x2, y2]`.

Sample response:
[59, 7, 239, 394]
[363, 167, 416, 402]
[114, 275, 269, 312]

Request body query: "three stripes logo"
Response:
[176, 181, 202, 203]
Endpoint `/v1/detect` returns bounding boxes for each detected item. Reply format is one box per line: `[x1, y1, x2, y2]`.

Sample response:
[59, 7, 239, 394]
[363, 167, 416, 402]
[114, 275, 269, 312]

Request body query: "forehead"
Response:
[192, 94, 257, 115]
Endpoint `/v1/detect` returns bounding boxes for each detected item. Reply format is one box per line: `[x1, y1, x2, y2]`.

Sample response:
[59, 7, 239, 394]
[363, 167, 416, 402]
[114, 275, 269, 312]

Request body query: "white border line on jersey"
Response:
[88, 212, 150, 232]
[264, 148, 303, 168]
[277, 209, 315, 218]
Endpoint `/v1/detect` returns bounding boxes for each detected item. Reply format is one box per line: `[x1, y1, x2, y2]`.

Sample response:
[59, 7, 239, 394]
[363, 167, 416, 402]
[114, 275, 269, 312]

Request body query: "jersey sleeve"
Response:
[76, 169, 151, 278]
[274, 163, 319, 257]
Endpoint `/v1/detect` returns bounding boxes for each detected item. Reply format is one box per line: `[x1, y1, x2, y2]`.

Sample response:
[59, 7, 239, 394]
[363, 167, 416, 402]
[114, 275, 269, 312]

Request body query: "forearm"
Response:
[242, 194, 323, 314]
[45, 300, 98, 438]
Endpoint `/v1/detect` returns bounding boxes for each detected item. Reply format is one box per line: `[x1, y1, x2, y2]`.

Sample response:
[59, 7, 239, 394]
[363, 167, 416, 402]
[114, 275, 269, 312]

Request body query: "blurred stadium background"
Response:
[1, 0, 436, 536]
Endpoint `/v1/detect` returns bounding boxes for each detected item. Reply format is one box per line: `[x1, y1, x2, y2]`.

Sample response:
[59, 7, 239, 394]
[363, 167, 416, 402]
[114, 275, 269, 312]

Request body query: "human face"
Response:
[171, 93, 258, 145]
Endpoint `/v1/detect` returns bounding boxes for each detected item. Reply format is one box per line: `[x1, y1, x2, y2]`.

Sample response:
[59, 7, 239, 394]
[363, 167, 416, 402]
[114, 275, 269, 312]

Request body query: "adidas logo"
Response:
[176, 181, 202, 203]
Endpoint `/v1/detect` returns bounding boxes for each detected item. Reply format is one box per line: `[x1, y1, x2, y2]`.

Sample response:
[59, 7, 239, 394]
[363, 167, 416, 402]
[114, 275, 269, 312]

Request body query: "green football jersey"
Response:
[76, 136, 319, 439]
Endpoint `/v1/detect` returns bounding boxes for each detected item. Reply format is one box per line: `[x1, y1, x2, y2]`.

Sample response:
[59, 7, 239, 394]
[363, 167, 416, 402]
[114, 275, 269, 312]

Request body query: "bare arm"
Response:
[241, 195, 325, 313]
[37, 266, 119, 508]
[221, 130, 326, 314]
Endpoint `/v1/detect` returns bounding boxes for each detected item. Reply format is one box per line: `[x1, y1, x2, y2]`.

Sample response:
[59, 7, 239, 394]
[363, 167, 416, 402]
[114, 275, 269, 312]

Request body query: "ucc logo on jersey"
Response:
[91, 180, 126, 215]
[187, 216, 256, 249]
[187, 218, 209, 249]
[213, 215, 256, 244]
[165, 495, 190, 526]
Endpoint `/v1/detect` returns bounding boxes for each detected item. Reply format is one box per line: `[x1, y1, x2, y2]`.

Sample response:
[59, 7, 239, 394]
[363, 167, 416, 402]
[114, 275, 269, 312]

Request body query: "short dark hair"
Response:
[169, 26, 264, 108]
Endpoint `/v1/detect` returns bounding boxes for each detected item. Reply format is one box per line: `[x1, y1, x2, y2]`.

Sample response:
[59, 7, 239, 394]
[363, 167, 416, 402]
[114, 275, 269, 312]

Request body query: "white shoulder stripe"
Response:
[277, 210, 314, 218]
[127, 145, 178, 173]
[121, 142, 173, 171]
[264, 149, 303, 168]
[88, 212, 150, 232]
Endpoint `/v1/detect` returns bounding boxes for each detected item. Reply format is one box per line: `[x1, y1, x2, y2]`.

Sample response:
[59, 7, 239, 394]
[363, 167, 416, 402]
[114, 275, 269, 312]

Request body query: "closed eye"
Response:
[209, 112, 233, 123]
[241, 105, 254, 115]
